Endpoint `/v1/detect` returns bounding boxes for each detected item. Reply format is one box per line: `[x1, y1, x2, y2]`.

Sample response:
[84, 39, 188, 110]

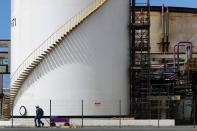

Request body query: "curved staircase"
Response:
[9, 0, 107, 113]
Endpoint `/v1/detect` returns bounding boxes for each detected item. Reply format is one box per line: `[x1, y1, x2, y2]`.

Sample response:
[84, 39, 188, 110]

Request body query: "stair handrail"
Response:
[10, 0, 106, 86]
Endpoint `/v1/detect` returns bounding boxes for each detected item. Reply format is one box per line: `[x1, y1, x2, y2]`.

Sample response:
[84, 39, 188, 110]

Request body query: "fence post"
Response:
[11, 106, 13, 128]
[119, 100, 122, 128]
[150, 100, 151, 120]
[194, 99, 196, 128]
[158, 101, 160, 128]
[82, 100, 84, 128]
[50, 99, 51, 127]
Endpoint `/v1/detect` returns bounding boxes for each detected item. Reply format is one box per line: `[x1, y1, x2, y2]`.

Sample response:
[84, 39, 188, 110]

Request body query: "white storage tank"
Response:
[11, 0, 129, 116]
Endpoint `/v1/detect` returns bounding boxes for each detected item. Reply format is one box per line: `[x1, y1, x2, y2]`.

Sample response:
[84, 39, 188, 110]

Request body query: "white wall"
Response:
[12, 0, 130, 116]
[11, 0, 92, 74]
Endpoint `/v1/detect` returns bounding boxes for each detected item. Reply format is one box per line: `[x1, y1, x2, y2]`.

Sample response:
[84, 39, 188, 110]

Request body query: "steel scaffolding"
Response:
[130, 0, 151, 118]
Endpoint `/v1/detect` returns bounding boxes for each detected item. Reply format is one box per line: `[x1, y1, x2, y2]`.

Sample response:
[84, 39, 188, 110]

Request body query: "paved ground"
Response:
[1, 126, 197, 131]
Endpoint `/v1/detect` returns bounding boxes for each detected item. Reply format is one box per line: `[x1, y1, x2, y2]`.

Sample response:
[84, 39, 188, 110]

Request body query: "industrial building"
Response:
[2, 0, 197, 126]
[130, 3, 197, 124]
[0, 40, 10, 118]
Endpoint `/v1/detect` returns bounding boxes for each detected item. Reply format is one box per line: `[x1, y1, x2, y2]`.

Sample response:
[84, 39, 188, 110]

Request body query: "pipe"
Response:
[174, 42, 192, 58]
[173, 42, 193, 72]
[166, 7, 169, 40]
[166, 7, 170, 52]
[162, 4, 164, 38]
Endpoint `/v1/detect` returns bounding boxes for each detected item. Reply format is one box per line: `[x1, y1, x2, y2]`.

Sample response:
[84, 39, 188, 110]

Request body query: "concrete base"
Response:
[0, 118, 175, 127]
[70, 119, 175, 127]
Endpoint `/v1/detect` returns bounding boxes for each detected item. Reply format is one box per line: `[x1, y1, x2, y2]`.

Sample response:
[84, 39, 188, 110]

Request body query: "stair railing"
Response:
[11, 0, 106, 86]
[10, 0, 106, 106]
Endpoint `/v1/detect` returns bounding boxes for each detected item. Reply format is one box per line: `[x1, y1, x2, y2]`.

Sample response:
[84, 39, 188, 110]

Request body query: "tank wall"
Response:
[11, 0, 92, 74]
[13, 0, 130, 116]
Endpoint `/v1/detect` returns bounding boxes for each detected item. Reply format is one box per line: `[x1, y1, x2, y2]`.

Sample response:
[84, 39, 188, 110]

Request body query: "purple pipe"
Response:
[173, 42, 192, 72]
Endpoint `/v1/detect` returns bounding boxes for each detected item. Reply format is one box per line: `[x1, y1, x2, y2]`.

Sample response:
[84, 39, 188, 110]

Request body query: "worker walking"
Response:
[34, 105, 44, 127]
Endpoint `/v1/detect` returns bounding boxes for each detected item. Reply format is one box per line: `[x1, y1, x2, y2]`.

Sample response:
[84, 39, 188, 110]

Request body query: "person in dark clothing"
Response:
[34, 106, 44, 127]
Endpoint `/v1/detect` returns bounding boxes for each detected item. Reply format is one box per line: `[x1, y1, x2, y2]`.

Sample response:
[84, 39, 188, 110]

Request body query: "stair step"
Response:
[15, 79, 23, 82]
[36, 58, 42, 61]
[58, 39, 62, 42]
[26, 68, 33, 71]
[44, 50, 50, 54]
[10, 91, 17, 93]
[19, 72, 28, 77]
[13, 83, 22, 86]
[21, 71, 30, 75]
[30, 62, 39, 66]
[11, 87, 19, 89]
[10, 98, 14, 101]
[32, 60, 41, 64]
[10, 90, 18, 92]
[55, 41, 60, 45]
[10, 88, 18, 90]
[49, 46, 55, 49]
[29, 64, 36, 67]
[41, 52, 48, 56]
[16, 78, 25, 81]
[47, 48, 52, 52]
[23, 70, 31, 74]
[24, 67, 33, 71]
[38, 56, 45, 59]
[13, 82, 22, 86]
[12, 85, 20, 88]
[19, 75, 27, 78]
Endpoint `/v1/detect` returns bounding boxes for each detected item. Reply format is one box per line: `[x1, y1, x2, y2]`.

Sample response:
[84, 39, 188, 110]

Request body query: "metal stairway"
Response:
[10, 0, 107, 112]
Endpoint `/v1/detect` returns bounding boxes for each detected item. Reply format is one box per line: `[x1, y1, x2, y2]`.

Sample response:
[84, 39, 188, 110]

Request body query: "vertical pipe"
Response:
[162, 5, 167, 74]
[129, 0, 132, 116]
[166, 7, 169, 42]
[119, 100, 122, 128]
[148, 0, 150, 15]
[161, 4, 164, 41]
[172, 44, 177, 71]
[132, 0, 135, 24]
[166, 7, 170, 52]
[50, 99, 51, 127]
[147, 0, 151, 119]
[131, 0, 136, 115]
[190, 42, 193, 59]
[81, 100, 84, 128]
[161, 4, 165, 53]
